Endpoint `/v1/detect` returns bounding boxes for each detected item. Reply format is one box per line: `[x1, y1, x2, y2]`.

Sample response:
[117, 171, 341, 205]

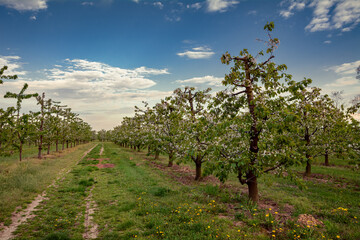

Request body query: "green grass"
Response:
[4, 143, 360, 239]
[0, 142, 96, 226]
[126, 147, 360, 240]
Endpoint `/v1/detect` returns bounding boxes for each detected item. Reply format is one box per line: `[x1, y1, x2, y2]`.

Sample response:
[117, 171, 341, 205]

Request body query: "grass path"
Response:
[0, 143, 98, 240]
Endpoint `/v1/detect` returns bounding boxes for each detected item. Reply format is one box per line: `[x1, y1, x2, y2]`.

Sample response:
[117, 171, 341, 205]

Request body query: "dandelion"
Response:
[272, 235, 275, 237]
[275, 212, 278, 214]
[336, 236, 340, 239]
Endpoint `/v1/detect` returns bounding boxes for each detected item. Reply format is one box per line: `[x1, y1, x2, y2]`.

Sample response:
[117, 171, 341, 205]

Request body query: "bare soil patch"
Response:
[297, 214, 323, 227]
[93, 158, 114, 169]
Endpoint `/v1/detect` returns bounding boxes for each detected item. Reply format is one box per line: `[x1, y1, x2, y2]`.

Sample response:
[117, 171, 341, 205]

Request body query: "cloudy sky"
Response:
[0, 0, 359, 130]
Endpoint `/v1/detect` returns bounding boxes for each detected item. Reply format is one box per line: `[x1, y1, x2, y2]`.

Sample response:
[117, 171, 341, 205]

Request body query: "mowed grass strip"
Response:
[12, 143, 100, 240]
[0, 143, 95, 227]
[91, 143, 250, 240]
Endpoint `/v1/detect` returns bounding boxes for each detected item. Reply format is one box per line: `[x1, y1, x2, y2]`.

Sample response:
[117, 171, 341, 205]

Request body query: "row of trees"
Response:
[110, 23, 360, 203]
[0, 66, 94, 161]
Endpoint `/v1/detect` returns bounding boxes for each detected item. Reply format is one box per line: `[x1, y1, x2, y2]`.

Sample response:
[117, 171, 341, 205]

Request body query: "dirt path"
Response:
[83, 186, 99, 239]
[99, 145, 104, 156]
[82, 145, 102, 239]
[0, 144, 98, 240]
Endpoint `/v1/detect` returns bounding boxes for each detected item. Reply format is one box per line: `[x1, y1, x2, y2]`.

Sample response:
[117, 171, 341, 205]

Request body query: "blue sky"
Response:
[0, 0, 359, 130]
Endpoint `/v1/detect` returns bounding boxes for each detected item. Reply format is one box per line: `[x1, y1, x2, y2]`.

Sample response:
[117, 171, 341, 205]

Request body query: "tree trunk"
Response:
[66, 141, 69, 149]
[304, 130, 311, 177]
[137, 145, 141, 152]
[168, 151, 174, 167]
[56, 139, 58, 152]
[154, 150, 159, 160]
[47, 143, 50, 154]
[62, 141, 65, 150]
[246, 170, 258, 203]
[244, 60, 260, 203]
[324, 151, 329, 166]
[148, 146, 151, 154]
[195, 158, 202, 180]
[304, 159, 311, 177]
[38, 145, 42, 159]
[19, 143, 23, 161]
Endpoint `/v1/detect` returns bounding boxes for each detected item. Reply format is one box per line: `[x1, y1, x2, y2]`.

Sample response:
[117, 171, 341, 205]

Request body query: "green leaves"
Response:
[264, 21, 275, 31]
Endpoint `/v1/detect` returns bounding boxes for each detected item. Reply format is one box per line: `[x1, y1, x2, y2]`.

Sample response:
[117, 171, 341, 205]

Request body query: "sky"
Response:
[0, 0, 359, 131]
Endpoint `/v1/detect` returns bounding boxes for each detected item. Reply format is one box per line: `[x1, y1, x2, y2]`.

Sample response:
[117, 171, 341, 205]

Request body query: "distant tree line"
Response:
[0, 66, 95, 161]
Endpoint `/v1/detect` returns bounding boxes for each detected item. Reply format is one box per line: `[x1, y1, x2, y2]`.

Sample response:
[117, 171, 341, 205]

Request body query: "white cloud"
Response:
[132, 0, 139, 3]
[326, 76, 358, 87]
[325, 60, 360, 87]
[280, 0, 360, 32]
[82, 2, 94, 6]
[327, 60, 360, 75]
[0, 0, 47, 11]
[153, 1, 163, 9]
[248, 10, 257, 15]
[324, 40, 331, 44]
[177, 46, 215, 59]
[280, 0, 306, 18]
[206, 0, 238, 13]
[175, 75, 223, 87]
[0, 55, 27, 76]
[332, 0, 360, 30]
[0, 57, 172, 130]
[30, 15, 36, 20]
[305, 0, 334, 32]
[43, 59, 169, 91]
[187, 3, 202, 10]
[165, 15, 181, 22]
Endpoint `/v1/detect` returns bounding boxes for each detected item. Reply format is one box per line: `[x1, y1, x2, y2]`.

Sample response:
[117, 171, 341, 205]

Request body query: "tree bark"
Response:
[195, 157, 202, 180]
[154, 150, 159, 160]
[304, 157, 312, 177]
[304, 130, 312, 177]
[324, 151, 329, 166]
[47, 143, 50, 154]
[246, 170, 258, 203]
[38, 145, 42, 159]
[243, 59, 260, 203]
[19, 142, 23, 161]
[168, 151, 174, 167]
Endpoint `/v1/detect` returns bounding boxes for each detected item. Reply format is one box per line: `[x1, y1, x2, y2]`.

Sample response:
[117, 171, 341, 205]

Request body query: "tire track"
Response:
[0, 144, 98, 240]
[83, 145, 103, 239]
